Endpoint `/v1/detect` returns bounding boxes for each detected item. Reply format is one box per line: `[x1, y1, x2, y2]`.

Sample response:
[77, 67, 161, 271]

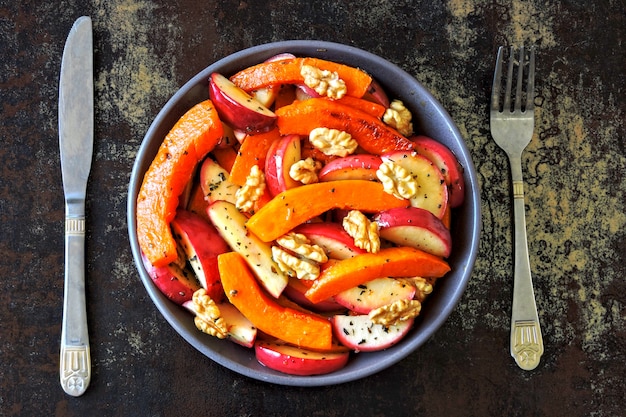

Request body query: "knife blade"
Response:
[59, 16, 93, 397]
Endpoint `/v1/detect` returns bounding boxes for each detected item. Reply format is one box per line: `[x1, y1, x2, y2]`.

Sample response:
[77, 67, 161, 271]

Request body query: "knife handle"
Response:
[60, 216, 91, 396]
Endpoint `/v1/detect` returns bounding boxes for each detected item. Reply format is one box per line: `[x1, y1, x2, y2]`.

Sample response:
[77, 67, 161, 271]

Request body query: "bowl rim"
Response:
[127, 40, 482, 387]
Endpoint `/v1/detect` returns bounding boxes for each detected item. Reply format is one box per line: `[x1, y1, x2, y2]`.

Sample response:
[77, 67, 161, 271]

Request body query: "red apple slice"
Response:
[252, 86, 280, 108]
[265, 134, 302, 196]
[412, 135, 465, 208]
[264, 52, 296, 62]
[232, 129, 248, 144]
[207, 200, 288, 298]
[294, 222, 365, 259]
[171, 209, 230, 302]
[334, 277, 416, 314]
[141, 254, 200, 305]
[362, 78, 390, 108]
[283, 276, 344, 312]
[295, 83, 321, 100]
[209, 72, 276, 133]
[214, 122, 238, 148]
[199, 157, 239, 205]
[318, 154, 383, 182]
[255, 341, 349, 376]
[182, 300, 257, 348]
[219, 302, 258, 347]
[331, 314, 414, 352]
[375, 207, 452, 258]
[381, 151, 448, 218]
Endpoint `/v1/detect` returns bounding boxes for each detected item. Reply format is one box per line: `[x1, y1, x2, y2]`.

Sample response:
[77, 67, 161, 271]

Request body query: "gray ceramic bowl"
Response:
[128, 40, 481, 386]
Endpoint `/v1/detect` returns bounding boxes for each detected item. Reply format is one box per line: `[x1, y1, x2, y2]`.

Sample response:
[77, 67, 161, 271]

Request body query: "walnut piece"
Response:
[192, 288, 228, 339]
[309, 127, 358, 157]
[368, 299, 422, 326]
[300, 64, 347, 99]
[276, 232, 328, 263]
[289, 157, 322, 184]
[342, 210, 380, 253]
[376, 160, 418, 200]
[235, 165, 266, 213]
[382, 99, 414, 137]
[399, 277, 434, 302]
[271, 245, 320, 280]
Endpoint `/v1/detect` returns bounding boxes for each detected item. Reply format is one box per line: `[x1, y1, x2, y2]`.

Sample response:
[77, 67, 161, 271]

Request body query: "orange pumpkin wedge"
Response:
[211, 146, 238, 173]
[335, 95, 386, 119]
[218, 251, 333, 351]
[246, 180, 409, 242]
[229, 127, 281, 186]
[229, 57, 373, 98]
[275, 98, 414, 155]
[305, 247, 451, 304]
[136, 100, 224, 267]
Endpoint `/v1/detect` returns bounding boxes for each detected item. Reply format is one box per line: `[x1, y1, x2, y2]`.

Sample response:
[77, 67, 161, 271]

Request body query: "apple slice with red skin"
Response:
[252, 86, 279, 108]
[141, 253, 200, 305]
[330, 208, 351, 225]
[209, 72, 276, 133]
[334, 277, 416, 314]
[283, 276, 344, 312]
[207, 200, 289, 298]
[182, 300, 257, 348]
[232, 129, 248, 144]
[331, 314, 414, 352]
[294, 222, 365, 260]
[412, 135, 465, 208]
[171, 209, 230, 302]
[214, 122, 238, 148]
[199, 157, 239, 205]
[381, 151, 448, 219]
[265, 134, 302, 196]
[362, 78, 390, 108]
[218, 303, 257, 348]
[375, 207, 452, 258]
[318, 154, 383, 182]
[255, 341, 350, 376]
[295, 83, 321, 100]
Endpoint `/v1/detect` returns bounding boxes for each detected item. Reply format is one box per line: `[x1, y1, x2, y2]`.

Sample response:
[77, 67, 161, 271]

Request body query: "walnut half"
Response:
[368, 299, 422, 326]
[300, 64, 347, 99]
[235, 165, 266, 213]
[309, 127, 358, 157]
[192, 288, 228, 339]
[342, 210, 380, 253]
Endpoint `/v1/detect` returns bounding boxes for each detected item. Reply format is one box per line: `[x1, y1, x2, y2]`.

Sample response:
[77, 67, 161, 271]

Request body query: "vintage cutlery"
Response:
[59, 16, 93, 396]
[490, 46, 544, 370]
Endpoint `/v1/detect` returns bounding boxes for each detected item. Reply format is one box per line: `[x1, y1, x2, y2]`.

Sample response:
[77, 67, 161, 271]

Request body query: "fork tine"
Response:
[514, 46, 525, 111]
[491, 46, 505, 111]
[503, 46, 515, 112]
[526, 47, 535, 112]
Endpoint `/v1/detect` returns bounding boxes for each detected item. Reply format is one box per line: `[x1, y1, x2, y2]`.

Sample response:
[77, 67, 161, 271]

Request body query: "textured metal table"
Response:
[1, 1, 624, 416]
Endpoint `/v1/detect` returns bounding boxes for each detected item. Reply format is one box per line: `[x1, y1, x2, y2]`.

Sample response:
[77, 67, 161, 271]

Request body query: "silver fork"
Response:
[490, 46, 544, 370]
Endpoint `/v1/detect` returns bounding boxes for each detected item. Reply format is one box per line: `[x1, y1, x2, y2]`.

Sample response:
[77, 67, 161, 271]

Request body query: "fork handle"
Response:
[509, 157, 544, 370]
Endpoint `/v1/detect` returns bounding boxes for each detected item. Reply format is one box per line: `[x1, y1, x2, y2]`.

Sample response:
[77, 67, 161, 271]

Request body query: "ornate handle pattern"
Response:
[60, 345, 91, 395]
[60, 215, 91, 396]
[509, 163, 543, 370]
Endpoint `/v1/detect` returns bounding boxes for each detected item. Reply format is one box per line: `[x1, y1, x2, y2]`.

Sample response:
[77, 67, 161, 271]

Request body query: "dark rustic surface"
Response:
[1, 1, 625, 416]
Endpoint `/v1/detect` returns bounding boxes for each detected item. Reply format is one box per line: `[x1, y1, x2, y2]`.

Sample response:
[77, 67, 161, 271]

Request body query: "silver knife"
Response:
[59, 16, 93, 397]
